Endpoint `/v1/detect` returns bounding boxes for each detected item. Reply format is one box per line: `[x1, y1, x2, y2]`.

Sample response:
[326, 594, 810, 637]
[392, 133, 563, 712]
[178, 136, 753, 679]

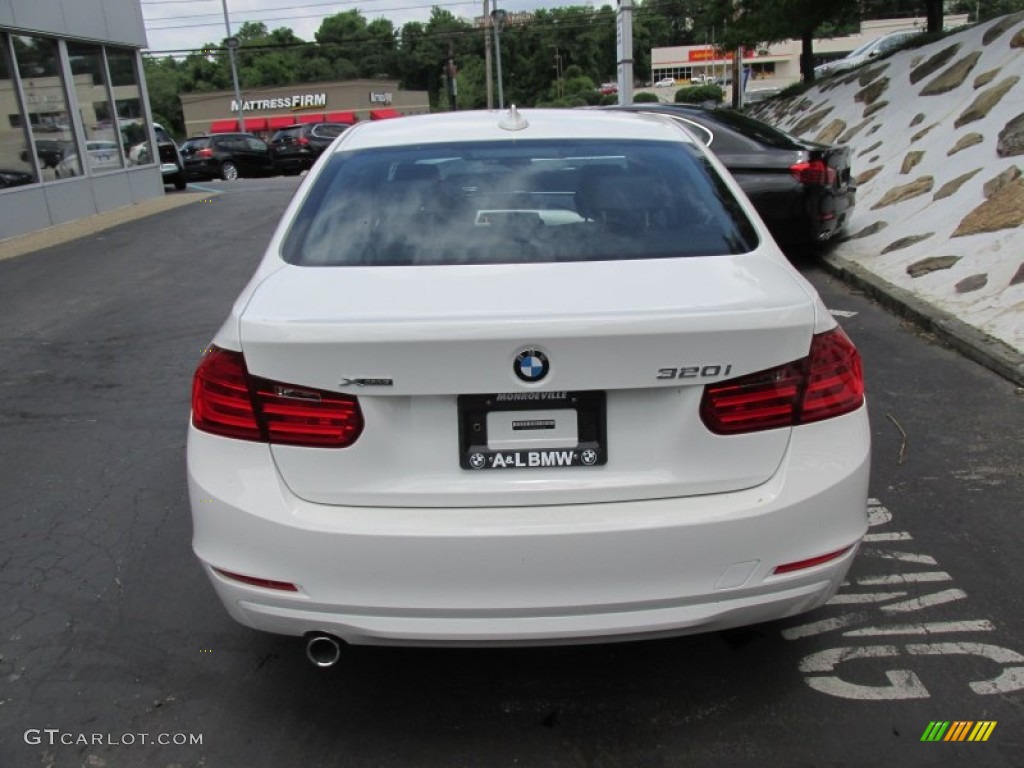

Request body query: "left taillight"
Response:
[191, 346, 363, 448]
[790, 158, 837, 186]
[700, 327, 864, 435]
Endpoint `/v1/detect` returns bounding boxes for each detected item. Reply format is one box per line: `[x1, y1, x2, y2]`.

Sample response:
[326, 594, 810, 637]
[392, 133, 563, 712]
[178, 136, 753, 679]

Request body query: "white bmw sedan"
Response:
[188, 108, 870, 663]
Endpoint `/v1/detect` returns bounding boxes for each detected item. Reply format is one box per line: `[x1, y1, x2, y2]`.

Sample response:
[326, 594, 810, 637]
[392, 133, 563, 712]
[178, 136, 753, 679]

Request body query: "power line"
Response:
[145, 3, 475, 32]
[144, 0, 478, 26]
[143, 3, 715, 59]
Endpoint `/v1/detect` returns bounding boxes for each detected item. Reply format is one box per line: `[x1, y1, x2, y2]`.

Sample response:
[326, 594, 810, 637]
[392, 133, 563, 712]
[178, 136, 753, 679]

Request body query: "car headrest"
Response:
[392, 163, 441, 182]
[575, 165, 672, 225]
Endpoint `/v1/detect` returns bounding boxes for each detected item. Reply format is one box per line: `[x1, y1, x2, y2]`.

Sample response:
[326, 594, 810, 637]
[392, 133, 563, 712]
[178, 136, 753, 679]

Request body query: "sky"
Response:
[141, 0, 574, 53]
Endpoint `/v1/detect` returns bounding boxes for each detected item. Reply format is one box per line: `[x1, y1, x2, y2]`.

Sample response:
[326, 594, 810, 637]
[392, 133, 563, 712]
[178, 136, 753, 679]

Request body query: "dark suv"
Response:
[180, 133, 274, 181]
[268, 123, 349, 174]
[20, 139, 65, 169]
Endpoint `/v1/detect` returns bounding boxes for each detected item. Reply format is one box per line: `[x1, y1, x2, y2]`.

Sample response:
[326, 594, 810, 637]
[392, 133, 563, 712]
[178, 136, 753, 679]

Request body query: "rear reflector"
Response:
[213, 567, 299, 592]
[773, 545, 852, 575]
[790, 159, 837, 186]
[192, 346, 364, 448]
[700, 327, 864, 434]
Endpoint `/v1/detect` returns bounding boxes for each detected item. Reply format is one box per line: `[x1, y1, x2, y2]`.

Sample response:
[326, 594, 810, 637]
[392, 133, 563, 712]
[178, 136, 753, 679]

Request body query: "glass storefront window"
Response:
[68, 42, 123, 174]
[0, 34, 38, 189]
[107, 48, 151, 167]
[12, 34, 81, 180]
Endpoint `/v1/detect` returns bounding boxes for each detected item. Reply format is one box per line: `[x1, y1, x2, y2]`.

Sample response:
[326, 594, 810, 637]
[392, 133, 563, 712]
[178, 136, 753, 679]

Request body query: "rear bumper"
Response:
[272, 155, 312, 172]
[188, 408, 870, 646]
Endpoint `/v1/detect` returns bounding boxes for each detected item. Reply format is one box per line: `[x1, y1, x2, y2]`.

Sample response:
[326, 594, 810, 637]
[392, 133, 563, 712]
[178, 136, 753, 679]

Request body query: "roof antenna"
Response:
[498, 105, 529, 132]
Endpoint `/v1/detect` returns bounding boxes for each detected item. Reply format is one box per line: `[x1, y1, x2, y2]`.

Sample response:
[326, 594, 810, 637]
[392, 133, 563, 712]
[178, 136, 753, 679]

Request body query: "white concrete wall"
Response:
[0, 0, 147, 47]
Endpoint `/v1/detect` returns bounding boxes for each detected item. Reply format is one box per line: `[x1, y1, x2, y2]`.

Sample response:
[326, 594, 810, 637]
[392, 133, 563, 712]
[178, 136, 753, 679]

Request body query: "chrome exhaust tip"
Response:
[305, 633, 344, 668]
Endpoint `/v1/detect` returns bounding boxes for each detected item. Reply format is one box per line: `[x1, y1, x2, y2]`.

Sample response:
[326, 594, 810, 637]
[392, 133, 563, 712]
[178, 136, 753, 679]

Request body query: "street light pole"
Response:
[483, 0, 493, 110]
[551, 44, 563, 100]
[491, 6, 506, 110]
[221, 0, 245, 130]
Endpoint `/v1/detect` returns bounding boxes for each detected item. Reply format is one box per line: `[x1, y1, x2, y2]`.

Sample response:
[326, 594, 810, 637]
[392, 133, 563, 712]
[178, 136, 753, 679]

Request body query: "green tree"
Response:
[710, 0, 860, 84]
[142, 55, 186, 136]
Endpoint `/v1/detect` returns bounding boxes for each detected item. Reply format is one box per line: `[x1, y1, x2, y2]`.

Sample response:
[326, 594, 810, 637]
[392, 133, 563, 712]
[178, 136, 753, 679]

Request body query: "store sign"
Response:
[687, 47, 755, 62]
[230, 93, 327, 112]
[369, 91, 393, 105]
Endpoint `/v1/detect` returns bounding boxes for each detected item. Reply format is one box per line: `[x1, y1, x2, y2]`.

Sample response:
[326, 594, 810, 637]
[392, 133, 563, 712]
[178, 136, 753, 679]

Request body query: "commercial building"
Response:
[1, 0, 164, 241]
[180, 80, 430, 137]
[651, 15, 969, 87]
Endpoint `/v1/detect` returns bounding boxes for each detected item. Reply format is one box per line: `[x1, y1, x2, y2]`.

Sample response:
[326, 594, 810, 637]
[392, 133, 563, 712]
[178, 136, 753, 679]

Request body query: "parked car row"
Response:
[175, 122, 352, 181]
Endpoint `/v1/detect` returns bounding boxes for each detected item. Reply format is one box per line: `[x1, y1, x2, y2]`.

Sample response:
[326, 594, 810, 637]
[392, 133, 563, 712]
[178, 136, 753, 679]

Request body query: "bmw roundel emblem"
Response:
[514, 349, 549, 383]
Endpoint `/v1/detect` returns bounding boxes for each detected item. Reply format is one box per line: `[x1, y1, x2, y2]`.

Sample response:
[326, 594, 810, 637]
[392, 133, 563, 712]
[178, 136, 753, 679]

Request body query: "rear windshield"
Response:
[282, 139, 757, 267]
[702, 109, 806, 150]
[312, 123, 347, 139]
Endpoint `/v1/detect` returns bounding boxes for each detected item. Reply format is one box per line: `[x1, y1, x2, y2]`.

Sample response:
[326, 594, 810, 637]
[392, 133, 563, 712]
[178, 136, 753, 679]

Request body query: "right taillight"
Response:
[700, 327, 864, 435]
[191, 346, 363, 448]
[196, 148, 214, 158]
[790, 159, 837, 186]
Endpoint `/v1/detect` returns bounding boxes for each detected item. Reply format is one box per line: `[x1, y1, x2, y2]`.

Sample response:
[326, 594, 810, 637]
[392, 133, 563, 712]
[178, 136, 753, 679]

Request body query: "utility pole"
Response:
[446, 41, 458, 111]
[484, 0, 493, 109]
[551, 44, 563, 100]
[491, 5, 506, 110]
[615, 0, 634, 105]
[730, 0, 742, 110]
[220, 0, 245, 130]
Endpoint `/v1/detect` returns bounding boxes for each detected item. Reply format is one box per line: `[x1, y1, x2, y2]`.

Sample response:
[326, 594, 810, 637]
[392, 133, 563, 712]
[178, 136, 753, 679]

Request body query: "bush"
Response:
[599, 93, 619, 106]
[633, 91, 660, 103]
[778, 81, 812, 99]
[674, 85, 724, 104]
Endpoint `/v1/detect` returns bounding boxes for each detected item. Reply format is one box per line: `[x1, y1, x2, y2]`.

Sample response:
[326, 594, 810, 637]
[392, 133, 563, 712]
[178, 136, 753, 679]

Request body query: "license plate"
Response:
[458, 391, 606, 470]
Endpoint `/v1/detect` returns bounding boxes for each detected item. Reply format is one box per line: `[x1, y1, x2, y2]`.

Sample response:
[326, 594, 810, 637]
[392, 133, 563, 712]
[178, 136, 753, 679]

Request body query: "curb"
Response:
[0, 190, 209, 263]
[822, 251, 1024, 388]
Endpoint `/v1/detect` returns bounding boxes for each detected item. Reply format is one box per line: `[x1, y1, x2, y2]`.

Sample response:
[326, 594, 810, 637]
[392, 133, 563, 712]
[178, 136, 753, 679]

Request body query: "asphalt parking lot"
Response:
[1, 177, 1021, 767]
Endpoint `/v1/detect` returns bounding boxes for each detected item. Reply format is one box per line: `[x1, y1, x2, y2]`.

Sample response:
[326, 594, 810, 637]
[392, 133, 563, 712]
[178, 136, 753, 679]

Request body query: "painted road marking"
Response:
[828, 592, 908, 604]
[863, 532, 913, 542]
[784, 498, 1024, 700]
[880, 589, 968, 613]
[844, 620, 995, 637]
[861, 550, 937, 565]
[856, 572, 952, 585]
[782, 613, 868, 640]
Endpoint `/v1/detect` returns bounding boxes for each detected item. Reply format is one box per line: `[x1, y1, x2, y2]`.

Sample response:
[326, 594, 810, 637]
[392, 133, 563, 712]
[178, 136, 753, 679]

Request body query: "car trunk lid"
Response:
[239, 254, 818, 507]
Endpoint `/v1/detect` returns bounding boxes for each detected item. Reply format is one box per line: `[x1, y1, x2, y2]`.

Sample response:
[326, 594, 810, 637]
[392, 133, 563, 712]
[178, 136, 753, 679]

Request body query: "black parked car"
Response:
[20, 139, 65, 169]
[603, 104, 855, 248]
[0, 168, 35, 188]
[179, 133, 274, 181]
[268, 122, 349, 174]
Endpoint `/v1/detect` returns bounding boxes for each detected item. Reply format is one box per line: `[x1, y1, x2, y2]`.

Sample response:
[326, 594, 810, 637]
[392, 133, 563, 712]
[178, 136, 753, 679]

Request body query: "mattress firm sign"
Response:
[230, 93, 327, 111]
